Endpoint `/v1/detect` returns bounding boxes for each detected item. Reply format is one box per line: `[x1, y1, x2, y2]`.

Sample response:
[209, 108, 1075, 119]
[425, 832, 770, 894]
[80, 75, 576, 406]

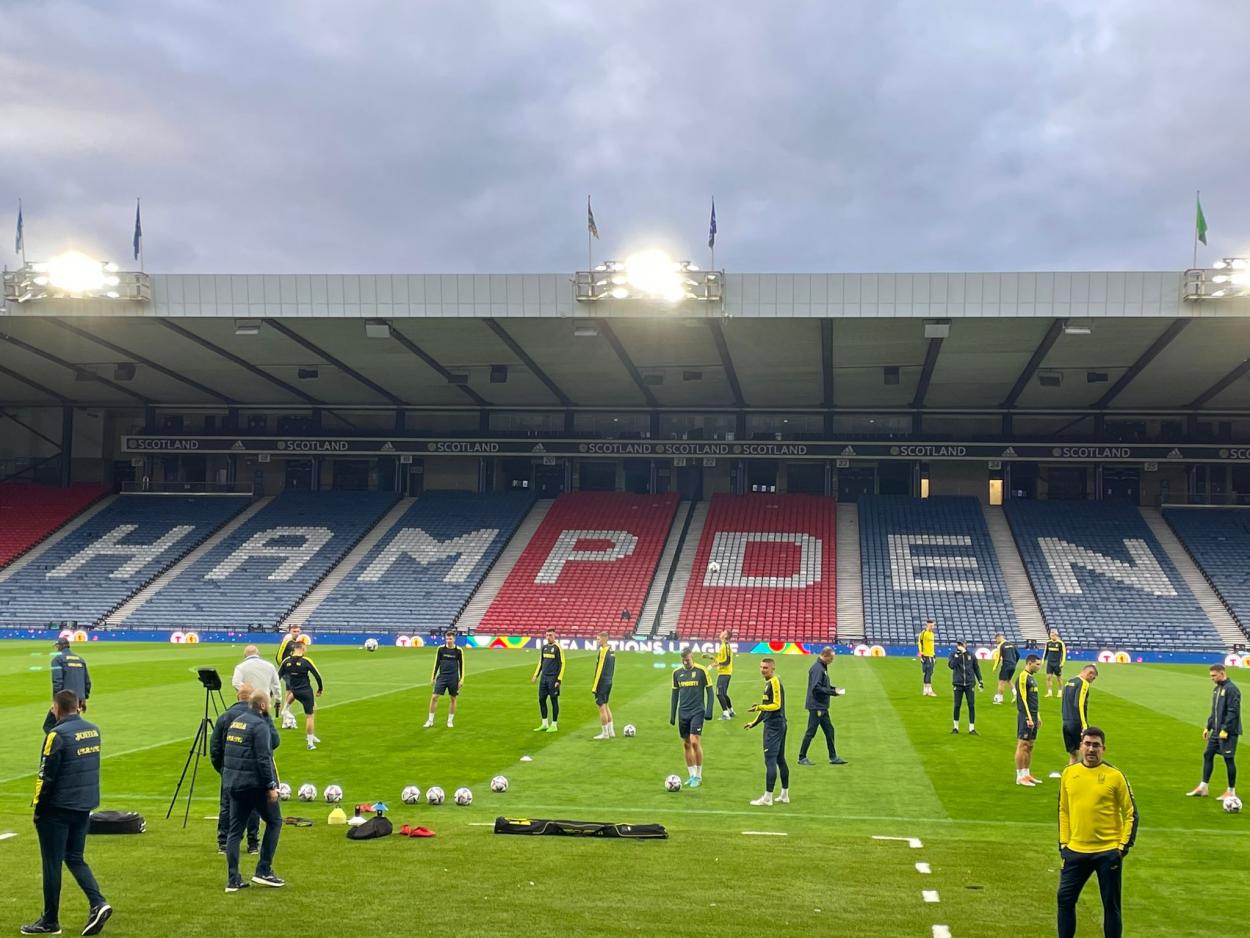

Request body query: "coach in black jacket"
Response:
[43, 638, 92, 734]
[948, 641, 984, 735]
[210, 684, 271, 854]
[220, 690, 284, 892]
[797, 647, 848, 765]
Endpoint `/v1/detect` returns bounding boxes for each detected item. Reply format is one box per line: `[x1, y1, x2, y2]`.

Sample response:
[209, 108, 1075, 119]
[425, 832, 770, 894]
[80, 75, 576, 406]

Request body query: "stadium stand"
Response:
[124, 491, 397, 630]
[1005, 500, 1221, 650]
[0, 494, 249, 624]
[305, 492, 534, 632]
[477, 492, 678, 637]
[858, 496, 1019, 646]
[0, 482, 111, 567]
[675, 494, 837, 641]
[1162, 507, 1250, 635]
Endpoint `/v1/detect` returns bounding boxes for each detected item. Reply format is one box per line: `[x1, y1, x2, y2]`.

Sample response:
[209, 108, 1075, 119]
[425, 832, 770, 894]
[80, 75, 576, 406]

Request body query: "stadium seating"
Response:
[306, 492, 534, 632]
[1163, 507, 1250, 635]
[675, 494, 837, 641]
[0, 482, 111, 567]
[1005, 500, 1220, 650]
[124, 491, 398, 630]
[0, 494, 250, 625]
[478, 492, 678, 637]
[858, 496, 1018, 646]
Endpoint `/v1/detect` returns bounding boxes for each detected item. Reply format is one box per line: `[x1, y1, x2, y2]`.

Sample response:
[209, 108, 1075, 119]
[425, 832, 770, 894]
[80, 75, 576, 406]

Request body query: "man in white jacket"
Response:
[232, 646, 281, 710]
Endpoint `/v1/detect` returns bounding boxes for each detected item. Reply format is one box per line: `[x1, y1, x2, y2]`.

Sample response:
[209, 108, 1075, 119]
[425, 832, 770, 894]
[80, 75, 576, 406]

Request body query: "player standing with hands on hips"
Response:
[1186, 663, 1241, 801]
[425, 631, 464, 729]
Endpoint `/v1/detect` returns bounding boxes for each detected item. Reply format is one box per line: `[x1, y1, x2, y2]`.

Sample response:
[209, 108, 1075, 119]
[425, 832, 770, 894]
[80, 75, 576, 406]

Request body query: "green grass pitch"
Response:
[0, 641, 1245, 936]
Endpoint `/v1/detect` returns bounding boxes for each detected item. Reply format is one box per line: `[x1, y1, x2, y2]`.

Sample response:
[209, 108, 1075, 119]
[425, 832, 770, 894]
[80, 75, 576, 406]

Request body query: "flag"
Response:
[133, 199, 143, 260]
[1195, 194, 1208, 246]
[587, 196, 599, 239]
[15, 200, 22, 256]
[707, 198, 717, 249]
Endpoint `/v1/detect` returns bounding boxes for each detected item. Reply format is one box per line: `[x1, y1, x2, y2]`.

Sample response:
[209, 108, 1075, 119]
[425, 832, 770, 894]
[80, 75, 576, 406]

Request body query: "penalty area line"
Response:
[871, 834, 923, 849]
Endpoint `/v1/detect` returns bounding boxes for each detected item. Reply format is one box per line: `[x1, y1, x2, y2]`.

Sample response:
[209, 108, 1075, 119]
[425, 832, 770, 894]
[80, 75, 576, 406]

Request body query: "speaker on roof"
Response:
[490, 365, 508, 383]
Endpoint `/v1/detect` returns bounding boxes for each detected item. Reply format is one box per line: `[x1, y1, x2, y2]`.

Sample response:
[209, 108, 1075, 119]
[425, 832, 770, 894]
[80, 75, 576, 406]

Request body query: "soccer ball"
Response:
[454, 787, 473, 806]
[1223, 795, 1243, 813]
[277, 783, 291, 801]
[324, 784, 343, 803]
[425, 786, 445, 806]
[281, 711, 297, 730]
[664, 774, 683, 792]
[401, 785, 421, 805]
[490, 775, 509, 793]
[364, 638, 379, 652]
[622, 724, 637, 737]
[297, 783, 316, 802]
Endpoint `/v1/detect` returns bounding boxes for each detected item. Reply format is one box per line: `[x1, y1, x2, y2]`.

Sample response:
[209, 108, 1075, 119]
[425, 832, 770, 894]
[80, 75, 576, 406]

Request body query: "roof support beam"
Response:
[387, 325, 489, 406]
[910, 337, 944, 409]
[265, 319, 406, 405]
[482, 319, 573, 407]
[0, 332, 151, 403]
[597, 320, 659, 408]
[706, 319, 746, 408]
[1, 407, 63, 450]
[0, 362, 71, 403]
[820, 319, 834, 408]
[1189, 357, 1250, 409]
[1094, 319, 1190, 409]
[1001, 318, 1063, 408]
[157, 320, 324, 406]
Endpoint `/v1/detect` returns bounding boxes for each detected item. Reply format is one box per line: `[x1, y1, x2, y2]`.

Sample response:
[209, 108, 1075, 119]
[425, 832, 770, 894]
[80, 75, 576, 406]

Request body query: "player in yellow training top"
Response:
[704, 629, 736, 718]
[917, 619, 936, 696]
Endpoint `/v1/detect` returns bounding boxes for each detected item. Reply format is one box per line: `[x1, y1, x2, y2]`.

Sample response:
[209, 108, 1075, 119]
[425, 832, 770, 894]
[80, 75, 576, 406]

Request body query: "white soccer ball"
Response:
[664, 774, 683, 792]
[622, 724, 636, 737]
[490, 775, 509, 793]
[401, 785, 421, 805]
[454, 787, 473, 806]
[364, 638, 379, 652]
[707, 561, 721, 575]
[281, 711, 297, 730]
[425, 786, 445, 806]
[1223, 795, 1243, 813]
[277, 783, 291, 801]
[297, 783, 316, 802]
[324, 784, 343, 803]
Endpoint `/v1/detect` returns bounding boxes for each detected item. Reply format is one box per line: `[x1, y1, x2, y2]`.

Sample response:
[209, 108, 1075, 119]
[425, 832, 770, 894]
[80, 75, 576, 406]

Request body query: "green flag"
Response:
[1196, 194, 1208, 245]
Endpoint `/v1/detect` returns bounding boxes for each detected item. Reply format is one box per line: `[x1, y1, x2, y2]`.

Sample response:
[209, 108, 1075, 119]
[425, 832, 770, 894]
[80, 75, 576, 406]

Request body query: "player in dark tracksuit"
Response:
[949, 641, 983, 734]
[210, 686, 276, 855]
[277, 645, 323, 750]
[670, 650, 714, 787]
[992, 633, 1019, 704]
[44, 639, 92, 734]
[1187, 664, 1242, 799]
[798, 647, 848, 765]
[531, 630, 565, 732]
[745, 657, 790, 806]
[425, 631, 465, 729]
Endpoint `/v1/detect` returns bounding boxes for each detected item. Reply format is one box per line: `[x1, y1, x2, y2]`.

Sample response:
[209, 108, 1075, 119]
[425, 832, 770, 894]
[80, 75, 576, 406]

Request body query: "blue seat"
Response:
[1163, 508, 1250, 637]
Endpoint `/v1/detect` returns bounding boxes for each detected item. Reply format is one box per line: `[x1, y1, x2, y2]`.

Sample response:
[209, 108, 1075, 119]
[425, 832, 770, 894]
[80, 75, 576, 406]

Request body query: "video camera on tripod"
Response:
[166, 667, 228, 828]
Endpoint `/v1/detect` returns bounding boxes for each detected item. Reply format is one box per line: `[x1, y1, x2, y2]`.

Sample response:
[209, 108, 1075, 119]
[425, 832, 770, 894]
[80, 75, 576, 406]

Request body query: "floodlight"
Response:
[610, 287, 629, 299]
[1186, 258, 1250, 300]
[38, 251, 110, 294]
[625, 249, 683, 298]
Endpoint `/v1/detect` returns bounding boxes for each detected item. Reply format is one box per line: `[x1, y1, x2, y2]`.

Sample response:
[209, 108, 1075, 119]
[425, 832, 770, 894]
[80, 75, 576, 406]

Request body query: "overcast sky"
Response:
[2, 0, 1247, 274]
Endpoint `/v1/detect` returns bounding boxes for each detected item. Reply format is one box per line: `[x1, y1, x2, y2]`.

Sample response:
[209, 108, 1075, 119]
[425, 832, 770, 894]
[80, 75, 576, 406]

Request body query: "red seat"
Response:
[0, 483, 111, 567]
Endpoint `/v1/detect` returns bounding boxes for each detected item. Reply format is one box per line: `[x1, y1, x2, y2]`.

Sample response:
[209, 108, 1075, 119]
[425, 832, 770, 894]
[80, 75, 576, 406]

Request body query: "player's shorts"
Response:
[678, 714, 705, 738]
[1207, 734, 1239, 758]
[594, 684, 612, 706]
[1063, 723, 1082, 753]
[433, 677, 459, 697]
[762, 722, 788, 761]
[998, 664, 1017, 682]
[291, 689, 315, 715]
[538, 678, 560, 698]
[1017, 713, 1038, 741]
[1045, 661, 1063, 677]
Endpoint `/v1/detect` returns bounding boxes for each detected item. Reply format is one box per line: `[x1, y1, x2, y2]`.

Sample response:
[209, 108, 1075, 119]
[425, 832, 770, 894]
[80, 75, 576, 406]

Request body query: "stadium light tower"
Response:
[1185, 258, 1250, 300]
[575, 248, 722, 308]
[3, 250, 151, 304]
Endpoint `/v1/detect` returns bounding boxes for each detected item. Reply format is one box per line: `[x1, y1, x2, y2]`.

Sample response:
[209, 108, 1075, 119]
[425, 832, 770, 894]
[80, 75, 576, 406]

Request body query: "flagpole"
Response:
[587, 194, 593, 274]
[1192, 189, 1200, 269]
[18, 198, 26, 266]
[139, 198, 144, 272]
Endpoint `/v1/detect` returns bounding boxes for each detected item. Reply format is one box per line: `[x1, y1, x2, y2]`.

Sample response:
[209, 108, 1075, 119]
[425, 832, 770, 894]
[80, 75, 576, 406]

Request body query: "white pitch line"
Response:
[0, 832, 17, 841]
[871, 835, 923, 849]
[741, 831, 788, 837]
[922, 890, 940, 903]
[467, 822, 493, 827]
[933, 927, 951, 938]
[915, 862, 931, 874]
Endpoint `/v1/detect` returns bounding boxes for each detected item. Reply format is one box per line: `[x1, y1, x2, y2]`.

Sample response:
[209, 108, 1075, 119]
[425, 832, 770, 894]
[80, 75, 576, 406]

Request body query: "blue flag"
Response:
[15, 200, 23, 255]
[133, 199, 142, 260]
[587, 196, 599, 239]
[707, 198, 717, 249]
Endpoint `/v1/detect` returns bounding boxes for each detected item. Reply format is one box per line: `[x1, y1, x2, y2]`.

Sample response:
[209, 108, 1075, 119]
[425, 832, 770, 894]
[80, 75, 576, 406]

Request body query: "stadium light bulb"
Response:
[1213, 275, 1229, 284]
[39, 251, 110, 294]
[1213, 260, 1228, 269]
[610, 286, 630, 299]
[624, 249, 684, 301]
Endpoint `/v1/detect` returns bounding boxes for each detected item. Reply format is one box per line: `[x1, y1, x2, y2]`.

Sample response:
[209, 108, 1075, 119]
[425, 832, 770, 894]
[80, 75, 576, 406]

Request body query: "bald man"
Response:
[232, 646, 281, 708]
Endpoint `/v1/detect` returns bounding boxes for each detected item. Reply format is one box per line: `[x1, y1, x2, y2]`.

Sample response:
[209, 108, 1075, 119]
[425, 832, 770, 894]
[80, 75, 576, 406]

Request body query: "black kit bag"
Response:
[347, 816, 393, 840]
[493, 816, 667, 839]
[88, 811, 145, 835]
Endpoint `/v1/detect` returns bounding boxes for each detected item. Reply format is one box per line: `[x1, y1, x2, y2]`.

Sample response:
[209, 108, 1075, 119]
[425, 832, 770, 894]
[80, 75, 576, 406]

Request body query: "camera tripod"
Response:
[167, 670, 226, 828]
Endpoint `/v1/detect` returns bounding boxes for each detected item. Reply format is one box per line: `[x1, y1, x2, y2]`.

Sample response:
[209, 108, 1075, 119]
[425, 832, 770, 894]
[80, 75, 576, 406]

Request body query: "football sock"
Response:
[694, 763, 702, 778]
[968, 723, 975, 731]
[607, 722, 614, 736]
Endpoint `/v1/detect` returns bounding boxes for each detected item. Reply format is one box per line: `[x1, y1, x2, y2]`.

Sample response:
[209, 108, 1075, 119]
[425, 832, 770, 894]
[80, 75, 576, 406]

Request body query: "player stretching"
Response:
[425, 631, 464, 729]
[531, 629, 564, 733]
[591, 633, 616, 740]
[1014, 655, 1044, 786]
[917, 619, 936, 696]
[1044, 629, 1067, 697]
[670, 650, 713, 787]
[991, 632, 1019, 704]
[745, 657, 789, 806]
[277, 643, 323, 750]
[704, 629, 736, 719]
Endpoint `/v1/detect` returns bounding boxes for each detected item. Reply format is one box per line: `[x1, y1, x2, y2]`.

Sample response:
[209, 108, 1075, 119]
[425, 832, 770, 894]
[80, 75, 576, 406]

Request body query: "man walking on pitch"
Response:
[1060, 665, 1098, 772]
[671, 649, 713, 786]
[531, 629, 564, 733]
[1058, 727, 1137, 938]
[745, 657, 789, 805]
[949, 640, 983, 735]
[1015, 655, 1044, 786]
[798, 647, 848, 766]
[992, 632, 1019, 704]
[210, 684, 268, 857]
[25, 691, 112, 936]
[425, 631, 464, 729]
[591, 633, 616, 740]
[221, 690, 285, 892]
[43, 638, 92, 734]
[1044, 629, 1067, 697]
[232, 645, 280, 710]
[917, 619, 937, 696]
[277, 643, 323, 750]
[704, 628, 736, 718]
[1186, 663, 1241, 800]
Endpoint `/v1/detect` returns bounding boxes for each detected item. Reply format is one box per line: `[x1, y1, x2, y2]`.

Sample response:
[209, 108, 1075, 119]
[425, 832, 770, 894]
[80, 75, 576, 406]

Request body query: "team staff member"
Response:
[591, 633, 616, 740]
[222, 690, 284, 892]
[232, 645, 281, 709]
[797, 647, 848, 766]
[1044, 629, 1067, 697]
[1061, 665, 1099, 767]
[210, 683, 267, 856]
[1058, 727, 1137, 938]
[277, 643, 323, 750]
[1186, 664, 1241, 800]
[948, 640, 983, 734]
[25, 691, 112, 937]
[670, 649, 713, 787]
[531, 629, 565, 733]
[704, 629, 736, 718]
[991, 632, 1019, 704]
[917, 619, 937, 696]
[424, 631, 465, 729]
[745, 657, 790, 806]
[43, 638, 92, 734]
[1014, 655, 1044, 787]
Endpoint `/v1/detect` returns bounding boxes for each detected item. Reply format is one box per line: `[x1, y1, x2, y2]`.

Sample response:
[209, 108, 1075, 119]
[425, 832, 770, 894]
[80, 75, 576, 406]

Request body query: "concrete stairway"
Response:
[1141, 507, 1248, 647]
[983, 504, 1048, 643]
[636, 501, 692, 637]
[835, 503, 865, 644]
[454, 498, 554, 631]
[0, 495, 118, 584]
[654, 500, 710, 639]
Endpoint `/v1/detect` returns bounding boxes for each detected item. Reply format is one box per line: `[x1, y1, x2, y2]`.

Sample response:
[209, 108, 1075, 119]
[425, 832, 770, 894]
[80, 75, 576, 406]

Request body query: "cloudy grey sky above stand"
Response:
[3, 0, 1247, 274]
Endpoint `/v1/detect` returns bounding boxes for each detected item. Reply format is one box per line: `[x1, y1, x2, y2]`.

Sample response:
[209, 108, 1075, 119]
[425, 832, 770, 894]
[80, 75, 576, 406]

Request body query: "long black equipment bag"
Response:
[493, 816, 667, 839]
[89, 810, 145, 835]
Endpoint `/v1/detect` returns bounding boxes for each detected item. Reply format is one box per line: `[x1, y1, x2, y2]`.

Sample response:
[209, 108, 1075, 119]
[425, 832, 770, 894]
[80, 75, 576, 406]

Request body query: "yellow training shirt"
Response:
[1059, 761, 1138, 854]
[917, 630, 935, 657]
